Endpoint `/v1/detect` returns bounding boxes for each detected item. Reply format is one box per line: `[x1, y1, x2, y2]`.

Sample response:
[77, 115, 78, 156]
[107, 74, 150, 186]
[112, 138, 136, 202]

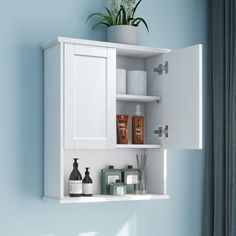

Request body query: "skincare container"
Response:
[82, 167, 93, 197]
[116, 114, 129, 144]
[109, 180, 127, 196]
[101, 165, 122, 194]
[132, 104, 144, 144]
[69, 158, 82, 197]
[122, 165, 139, 194]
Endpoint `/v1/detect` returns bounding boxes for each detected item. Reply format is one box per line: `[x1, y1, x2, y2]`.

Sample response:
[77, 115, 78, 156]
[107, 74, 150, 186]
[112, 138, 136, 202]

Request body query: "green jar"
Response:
[101, 165, 121, 195]
[109, 180, 127, 195]
[122, 165, 140, 194]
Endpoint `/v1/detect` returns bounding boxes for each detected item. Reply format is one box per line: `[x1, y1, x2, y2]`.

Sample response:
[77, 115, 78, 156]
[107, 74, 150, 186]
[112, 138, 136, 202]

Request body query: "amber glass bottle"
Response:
[69, 158, 82, 197]
[132, 104, 144, 144]
[82, 167, 93, 197]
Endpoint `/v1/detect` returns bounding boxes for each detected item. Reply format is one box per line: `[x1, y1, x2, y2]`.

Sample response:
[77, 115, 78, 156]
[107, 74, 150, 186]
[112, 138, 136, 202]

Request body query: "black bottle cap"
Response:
[108, 165, 114, 169]
[85, 167, 90, 175]
[127, 165, 133, 169]
[116, 179, 121, 183]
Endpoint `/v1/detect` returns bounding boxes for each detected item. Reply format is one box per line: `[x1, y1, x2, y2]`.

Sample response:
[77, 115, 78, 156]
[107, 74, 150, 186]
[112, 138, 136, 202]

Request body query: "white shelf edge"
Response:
[43, 194, 169, 204]
[116, 144, 161, 149]
[116, 94, 161, 103]
[41, 37, 171, 57]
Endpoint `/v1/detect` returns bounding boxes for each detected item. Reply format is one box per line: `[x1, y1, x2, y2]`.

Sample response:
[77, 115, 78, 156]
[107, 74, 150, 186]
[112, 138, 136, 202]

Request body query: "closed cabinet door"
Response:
[64, 43, 116, 149]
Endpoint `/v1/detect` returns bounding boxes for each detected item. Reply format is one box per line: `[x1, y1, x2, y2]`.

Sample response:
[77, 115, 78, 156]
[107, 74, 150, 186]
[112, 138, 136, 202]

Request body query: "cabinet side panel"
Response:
[44, 44, 61, 199]
[145, 149, 167, 194]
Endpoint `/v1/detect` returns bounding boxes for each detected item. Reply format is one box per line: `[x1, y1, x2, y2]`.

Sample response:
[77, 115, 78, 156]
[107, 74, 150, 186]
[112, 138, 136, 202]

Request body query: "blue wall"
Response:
[0, 0, 206, 235]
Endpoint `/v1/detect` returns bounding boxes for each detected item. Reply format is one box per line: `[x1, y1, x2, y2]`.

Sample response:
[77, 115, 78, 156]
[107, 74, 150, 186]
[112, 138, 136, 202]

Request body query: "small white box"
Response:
[127, 70, 147, 96]
[116, 69, 126, 94]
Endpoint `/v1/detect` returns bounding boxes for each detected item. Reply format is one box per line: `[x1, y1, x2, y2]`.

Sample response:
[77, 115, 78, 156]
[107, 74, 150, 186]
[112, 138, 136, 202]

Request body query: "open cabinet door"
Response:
[162, 45, 202, 150]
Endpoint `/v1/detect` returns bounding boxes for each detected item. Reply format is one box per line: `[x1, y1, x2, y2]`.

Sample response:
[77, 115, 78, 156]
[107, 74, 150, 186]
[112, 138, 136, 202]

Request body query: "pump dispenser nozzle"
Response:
[135, 104, 141, 116]
[73, 158, 79, 168]
[85, 167, 90, 175]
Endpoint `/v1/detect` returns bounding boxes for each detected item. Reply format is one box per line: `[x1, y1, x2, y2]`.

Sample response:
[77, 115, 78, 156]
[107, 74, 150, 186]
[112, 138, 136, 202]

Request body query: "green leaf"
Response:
[127, 17, 134, 25]
[92, 19, 109, 30]
[86, 12, 105, 22]
[131, 0, 142, 18]
[116, 7, 123, 25]
[132, 17, 149, 31]
[105, 7, 115, 25]
[132, 19, 141, 27]
[120, 5, 127, 24]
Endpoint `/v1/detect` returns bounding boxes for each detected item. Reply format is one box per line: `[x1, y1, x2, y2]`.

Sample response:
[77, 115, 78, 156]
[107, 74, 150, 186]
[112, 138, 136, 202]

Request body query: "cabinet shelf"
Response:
[116, 144, 161, 149]
[116, 94, 161, 103]
[44, 194, 169, 204]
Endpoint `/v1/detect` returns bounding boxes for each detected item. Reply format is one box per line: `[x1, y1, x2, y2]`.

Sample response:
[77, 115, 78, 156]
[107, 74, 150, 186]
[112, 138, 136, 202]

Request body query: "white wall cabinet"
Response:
[42, 37, 202, 203]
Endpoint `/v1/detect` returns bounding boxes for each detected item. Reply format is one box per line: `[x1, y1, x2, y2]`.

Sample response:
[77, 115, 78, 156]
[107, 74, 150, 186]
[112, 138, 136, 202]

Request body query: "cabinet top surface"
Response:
[41, 37, 171, 58]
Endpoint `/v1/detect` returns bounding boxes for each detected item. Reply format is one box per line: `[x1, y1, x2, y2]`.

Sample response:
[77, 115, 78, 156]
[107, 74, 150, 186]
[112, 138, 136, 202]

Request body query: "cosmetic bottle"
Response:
[132, 104, 144, 144]
[117, 114, 129, 144]
[82, 167, 93, 197]
[69, 158, 82, 197]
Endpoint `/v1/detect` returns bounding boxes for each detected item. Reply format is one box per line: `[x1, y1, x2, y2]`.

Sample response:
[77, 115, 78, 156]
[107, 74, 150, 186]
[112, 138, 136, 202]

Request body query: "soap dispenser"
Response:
[69, 158, 82, 197]
[132, 104, 144, 144]
[82, 167, 93, 197]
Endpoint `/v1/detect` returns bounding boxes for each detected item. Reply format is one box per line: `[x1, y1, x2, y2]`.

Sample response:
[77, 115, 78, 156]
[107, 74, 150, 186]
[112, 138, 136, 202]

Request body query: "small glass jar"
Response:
[109, 180, 127, 195]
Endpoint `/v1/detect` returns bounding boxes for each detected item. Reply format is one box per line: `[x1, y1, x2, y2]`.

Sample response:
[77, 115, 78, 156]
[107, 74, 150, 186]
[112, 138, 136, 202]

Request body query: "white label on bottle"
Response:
[82, 183, 93, 195]
[127, 175, 138, 184]
[116, 186, 124, 195]
[69, 180, 82, 194]
[108, 175, 119, 184]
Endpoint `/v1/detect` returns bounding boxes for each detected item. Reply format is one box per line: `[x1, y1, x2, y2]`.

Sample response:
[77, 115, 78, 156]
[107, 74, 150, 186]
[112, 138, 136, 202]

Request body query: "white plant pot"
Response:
[107, 25, 138, 45]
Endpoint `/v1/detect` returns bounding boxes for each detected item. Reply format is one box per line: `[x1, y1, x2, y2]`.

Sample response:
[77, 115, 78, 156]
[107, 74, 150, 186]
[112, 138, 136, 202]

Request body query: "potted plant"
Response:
[87, 0, 149, 45]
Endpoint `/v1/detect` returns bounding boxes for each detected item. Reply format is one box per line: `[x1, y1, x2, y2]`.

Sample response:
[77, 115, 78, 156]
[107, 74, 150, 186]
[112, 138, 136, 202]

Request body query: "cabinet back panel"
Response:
[145, 149, 167, 194]
[116, 56, 145, 70]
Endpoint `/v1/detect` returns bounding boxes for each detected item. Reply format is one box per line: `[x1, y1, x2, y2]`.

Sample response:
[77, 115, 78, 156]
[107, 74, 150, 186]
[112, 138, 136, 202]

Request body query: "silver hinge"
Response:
[154, 61, 168, 75]
[153, 125, 168, 138]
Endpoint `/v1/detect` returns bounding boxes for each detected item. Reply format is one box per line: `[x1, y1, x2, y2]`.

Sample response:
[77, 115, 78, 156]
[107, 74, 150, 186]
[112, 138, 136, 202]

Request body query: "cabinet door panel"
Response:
[163, 45, 202, 149]
[64, 44, 116, 149]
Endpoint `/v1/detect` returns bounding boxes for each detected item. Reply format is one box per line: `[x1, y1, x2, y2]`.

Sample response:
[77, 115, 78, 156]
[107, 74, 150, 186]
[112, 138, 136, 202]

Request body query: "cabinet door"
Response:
[162, 45, 202, 149]
[64, 44, 116, 149]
